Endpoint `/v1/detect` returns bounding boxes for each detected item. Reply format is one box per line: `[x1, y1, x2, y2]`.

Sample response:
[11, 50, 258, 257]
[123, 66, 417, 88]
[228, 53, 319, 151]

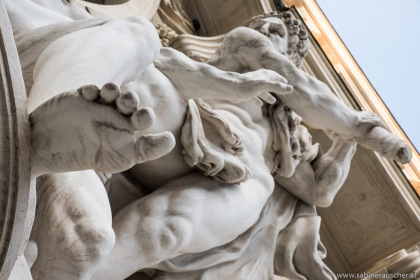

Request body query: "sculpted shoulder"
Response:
[224, 26, 274, 50]
[209, 26, 275, 71]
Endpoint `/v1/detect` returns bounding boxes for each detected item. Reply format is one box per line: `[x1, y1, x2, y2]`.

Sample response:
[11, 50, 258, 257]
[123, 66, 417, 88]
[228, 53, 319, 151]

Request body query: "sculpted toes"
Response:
[135, 132, 175, 163]
[131, 107, 155, 131]
[100, 83, 120, 103]
[396, 144, 412, 164]
[116, 91, 139, 115]
[78, 85, 99, 101]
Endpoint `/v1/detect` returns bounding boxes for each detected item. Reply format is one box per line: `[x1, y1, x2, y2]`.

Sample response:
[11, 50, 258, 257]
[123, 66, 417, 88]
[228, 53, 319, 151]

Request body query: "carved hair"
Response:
[247, 11, 309, 68]
[267, 101, 319, 174]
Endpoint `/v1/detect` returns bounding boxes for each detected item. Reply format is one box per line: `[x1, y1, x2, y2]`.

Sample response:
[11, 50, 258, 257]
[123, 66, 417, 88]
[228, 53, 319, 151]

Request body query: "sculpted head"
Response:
[248, 11, 309, 67]
[269, 102, 319, 178]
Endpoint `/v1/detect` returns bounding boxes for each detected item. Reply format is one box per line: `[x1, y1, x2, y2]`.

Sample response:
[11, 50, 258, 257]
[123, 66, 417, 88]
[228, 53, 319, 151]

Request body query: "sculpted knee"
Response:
[105, 16, 160, 65]
[114, 17, 160, 47]
[73, 220, 115, 262]
[146, 215, 193, 260]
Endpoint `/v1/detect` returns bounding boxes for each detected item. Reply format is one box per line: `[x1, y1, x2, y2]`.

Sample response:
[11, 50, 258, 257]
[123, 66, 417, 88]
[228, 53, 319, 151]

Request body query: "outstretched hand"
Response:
[324, 129, 359, 145]
[236, 69, 293, 106]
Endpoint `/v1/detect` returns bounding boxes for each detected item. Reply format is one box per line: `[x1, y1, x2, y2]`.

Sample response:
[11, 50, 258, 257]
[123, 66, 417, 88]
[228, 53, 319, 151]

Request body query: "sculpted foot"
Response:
[30, 83, 175, 176]
[356, 126, 412, 164]
[339, 111, 411, 164]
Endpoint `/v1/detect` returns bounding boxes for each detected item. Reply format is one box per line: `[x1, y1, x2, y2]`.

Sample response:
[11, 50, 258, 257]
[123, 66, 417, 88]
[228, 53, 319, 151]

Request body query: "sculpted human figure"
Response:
[8, 1, 292, 279]
[151, 109, 356, 280]
[5, 1, 412, 280]
[208, 11, 411, 166]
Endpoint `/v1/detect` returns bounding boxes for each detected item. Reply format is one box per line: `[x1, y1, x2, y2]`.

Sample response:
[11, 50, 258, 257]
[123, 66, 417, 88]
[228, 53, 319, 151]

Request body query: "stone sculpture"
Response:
[4, 1, 413, 279]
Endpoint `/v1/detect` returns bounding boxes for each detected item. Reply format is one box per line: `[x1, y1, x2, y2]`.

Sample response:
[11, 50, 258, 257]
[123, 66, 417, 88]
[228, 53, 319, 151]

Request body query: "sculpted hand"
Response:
[30, 83, 176, 177]
[236, 69, 293, 106]
[324, 129, 359, 146]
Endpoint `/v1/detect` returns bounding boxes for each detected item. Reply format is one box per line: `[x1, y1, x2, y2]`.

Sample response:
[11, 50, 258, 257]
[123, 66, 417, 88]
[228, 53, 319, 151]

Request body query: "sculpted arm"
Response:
[210, 27, 410, 163]
[275, 136, 356, 207]
[154, 47, 293, 104]
[211, 27, 365, 135]
[262, 46, 410, 163]
[262, 48, 373, 136]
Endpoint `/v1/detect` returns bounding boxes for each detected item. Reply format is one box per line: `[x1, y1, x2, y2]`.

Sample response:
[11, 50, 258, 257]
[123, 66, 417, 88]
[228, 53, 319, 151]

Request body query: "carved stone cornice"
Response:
[158, 0, 196, 35]
[363, 247, 420, 279]
[169, 33, 224, 61]
[154, 23, 179, 47]
[283, 0, 420, 190]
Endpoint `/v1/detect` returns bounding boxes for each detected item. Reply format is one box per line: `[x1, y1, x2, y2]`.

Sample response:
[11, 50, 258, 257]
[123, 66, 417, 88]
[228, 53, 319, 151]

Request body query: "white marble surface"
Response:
[3, 1, 413, 279]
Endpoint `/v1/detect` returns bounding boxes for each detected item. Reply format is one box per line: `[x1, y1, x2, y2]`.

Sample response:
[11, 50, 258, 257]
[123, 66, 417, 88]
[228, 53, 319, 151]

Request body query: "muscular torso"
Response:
[207, 100, 274, 175]
[126, 66, 276, 190]
[21, 17, 278, 190]
[123, 64, 192, 189]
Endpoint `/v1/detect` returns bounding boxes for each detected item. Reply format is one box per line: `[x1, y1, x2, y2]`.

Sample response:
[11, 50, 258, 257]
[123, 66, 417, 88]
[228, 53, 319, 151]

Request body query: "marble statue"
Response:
[4, 1, 412, 280]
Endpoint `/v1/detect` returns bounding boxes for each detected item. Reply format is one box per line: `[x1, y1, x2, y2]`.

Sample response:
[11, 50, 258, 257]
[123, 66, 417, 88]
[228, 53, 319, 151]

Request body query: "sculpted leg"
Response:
[28, 16, 161, 112]
[30, 84, 175, 177]
[92, 173, 275, 280]
[31, 171, 115, 280]
[155, 47, 292, 103]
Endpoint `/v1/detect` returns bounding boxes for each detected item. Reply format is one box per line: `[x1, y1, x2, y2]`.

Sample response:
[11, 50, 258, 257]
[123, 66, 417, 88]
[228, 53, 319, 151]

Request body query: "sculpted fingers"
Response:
[252, 69, 286, 82]
[250, 97, 264, 107]
[257, 91, 276, 104]
[273, 73, 288, 84]
[267, 81, 293, 96]
[253, 69, 292, 95]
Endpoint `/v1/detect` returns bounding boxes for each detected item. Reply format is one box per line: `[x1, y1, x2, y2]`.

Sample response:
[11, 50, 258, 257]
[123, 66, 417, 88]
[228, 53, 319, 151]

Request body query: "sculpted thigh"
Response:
[93, 139, 274, 280]
[114, 172, 274, 257]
